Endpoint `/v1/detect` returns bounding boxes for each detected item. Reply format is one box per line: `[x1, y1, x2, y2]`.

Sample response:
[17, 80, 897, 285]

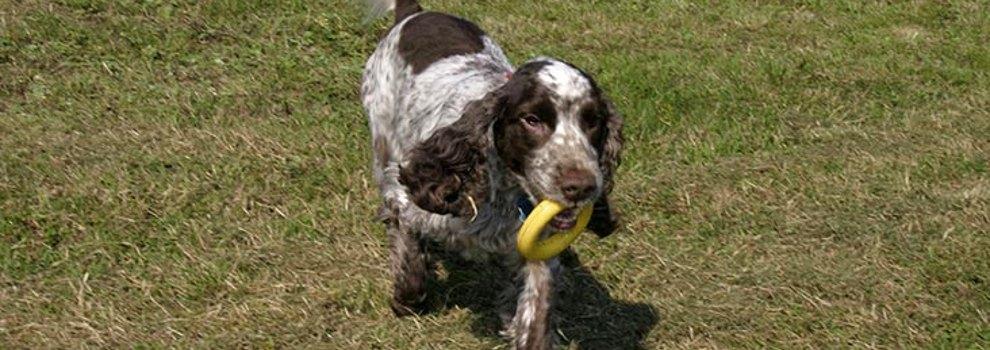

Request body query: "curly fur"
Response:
[400, 96, 498, 217]
[587, 98, 624, 237]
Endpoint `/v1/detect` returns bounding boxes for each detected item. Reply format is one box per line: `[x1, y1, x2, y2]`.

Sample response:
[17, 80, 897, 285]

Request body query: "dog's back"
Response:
[361, 0, 512, 174]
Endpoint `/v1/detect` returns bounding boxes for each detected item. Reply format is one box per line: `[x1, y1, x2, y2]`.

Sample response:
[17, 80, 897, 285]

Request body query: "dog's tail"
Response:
[364, 0, 422, 24]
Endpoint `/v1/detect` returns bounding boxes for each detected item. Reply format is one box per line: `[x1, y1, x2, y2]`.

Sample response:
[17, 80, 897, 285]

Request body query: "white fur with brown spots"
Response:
[360, 1, 624, 348]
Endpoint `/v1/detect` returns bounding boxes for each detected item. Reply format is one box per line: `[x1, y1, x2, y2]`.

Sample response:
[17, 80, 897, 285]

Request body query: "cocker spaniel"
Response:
[360, 0, 623, 348]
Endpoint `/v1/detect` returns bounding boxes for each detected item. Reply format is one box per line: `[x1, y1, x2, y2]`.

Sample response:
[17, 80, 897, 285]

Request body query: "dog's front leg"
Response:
[508, 259, 559, 349]
[386, 221, 429, 316]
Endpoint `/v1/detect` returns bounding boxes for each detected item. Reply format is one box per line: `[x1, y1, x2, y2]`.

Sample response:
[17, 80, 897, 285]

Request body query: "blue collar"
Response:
[516, 195, 535, 222]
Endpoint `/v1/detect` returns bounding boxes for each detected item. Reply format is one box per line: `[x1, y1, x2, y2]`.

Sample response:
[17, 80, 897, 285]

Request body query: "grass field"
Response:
[2, 0, 989, 348]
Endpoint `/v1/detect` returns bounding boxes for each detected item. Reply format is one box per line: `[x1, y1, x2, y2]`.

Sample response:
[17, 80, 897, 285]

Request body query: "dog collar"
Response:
[516, 195, 534, 222]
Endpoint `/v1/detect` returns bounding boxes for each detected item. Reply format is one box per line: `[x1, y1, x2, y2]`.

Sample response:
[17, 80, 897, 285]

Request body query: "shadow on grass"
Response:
[425, 247, 659, 349]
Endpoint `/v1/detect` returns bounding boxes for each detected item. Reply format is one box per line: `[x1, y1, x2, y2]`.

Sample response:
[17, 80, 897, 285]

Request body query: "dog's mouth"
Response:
[549, 208, 579, 230]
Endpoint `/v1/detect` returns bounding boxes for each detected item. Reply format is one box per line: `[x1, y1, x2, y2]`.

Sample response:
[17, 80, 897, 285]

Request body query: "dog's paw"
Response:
[390, 294, 429, 317]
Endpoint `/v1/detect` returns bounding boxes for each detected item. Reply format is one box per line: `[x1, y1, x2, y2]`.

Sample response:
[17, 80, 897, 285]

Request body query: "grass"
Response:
[1, 0, 988, 348]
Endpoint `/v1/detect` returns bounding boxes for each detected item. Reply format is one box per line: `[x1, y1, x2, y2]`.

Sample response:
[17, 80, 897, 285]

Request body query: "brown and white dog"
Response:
[361, 0, 623, 348]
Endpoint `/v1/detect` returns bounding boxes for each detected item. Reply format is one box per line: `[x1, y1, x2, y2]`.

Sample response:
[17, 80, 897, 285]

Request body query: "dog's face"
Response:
[494, 59, 620, 231]
[399, 57, 622, 236]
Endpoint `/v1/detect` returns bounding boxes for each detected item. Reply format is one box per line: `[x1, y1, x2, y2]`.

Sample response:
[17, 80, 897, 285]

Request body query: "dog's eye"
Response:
[582, 109, 601, 130]
[585, 116, 600, 129]
[522, 113, 541, 127]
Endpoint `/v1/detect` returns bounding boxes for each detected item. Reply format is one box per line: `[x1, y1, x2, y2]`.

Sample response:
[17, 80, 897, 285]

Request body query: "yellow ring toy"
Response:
[516, 200, 592, 261]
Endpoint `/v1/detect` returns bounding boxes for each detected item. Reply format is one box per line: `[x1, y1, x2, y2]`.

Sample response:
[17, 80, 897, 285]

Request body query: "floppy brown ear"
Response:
[399, 91, 503, 217]
[588, 98, 624, 237]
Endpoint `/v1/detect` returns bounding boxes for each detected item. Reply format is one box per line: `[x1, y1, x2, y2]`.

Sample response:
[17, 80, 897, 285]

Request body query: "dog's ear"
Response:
[588, 97, 624, 237]
[399, 90, 504, 217]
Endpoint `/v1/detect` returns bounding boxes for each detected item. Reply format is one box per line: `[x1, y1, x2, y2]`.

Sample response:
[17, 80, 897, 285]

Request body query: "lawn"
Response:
[1, 0, 988, 348]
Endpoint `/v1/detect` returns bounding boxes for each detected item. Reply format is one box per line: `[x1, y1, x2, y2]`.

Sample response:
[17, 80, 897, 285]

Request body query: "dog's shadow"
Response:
[425, 247, 659, 349]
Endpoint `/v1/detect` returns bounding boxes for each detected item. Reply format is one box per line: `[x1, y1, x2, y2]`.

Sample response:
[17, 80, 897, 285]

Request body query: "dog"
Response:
[360, 0, 623, 348]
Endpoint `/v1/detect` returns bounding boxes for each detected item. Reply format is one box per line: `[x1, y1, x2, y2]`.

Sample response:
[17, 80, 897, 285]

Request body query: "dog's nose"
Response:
[559, 168, 597, 202]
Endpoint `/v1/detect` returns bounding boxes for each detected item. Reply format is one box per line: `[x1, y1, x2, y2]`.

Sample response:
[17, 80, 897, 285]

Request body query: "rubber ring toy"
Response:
[516, 200, 592, 261]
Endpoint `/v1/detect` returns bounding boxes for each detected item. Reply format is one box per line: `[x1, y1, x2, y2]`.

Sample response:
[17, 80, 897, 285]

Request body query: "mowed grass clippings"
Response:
[1, 0, 988, 348]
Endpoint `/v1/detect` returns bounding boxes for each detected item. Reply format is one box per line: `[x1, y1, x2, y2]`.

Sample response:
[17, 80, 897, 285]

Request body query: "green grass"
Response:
[1, 0, 988, 348]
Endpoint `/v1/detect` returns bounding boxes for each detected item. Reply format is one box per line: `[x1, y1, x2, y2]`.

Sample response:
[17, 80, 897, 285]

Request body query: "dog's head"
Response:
[492, 59, 623, 235]
[401, 58, 623, 236]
